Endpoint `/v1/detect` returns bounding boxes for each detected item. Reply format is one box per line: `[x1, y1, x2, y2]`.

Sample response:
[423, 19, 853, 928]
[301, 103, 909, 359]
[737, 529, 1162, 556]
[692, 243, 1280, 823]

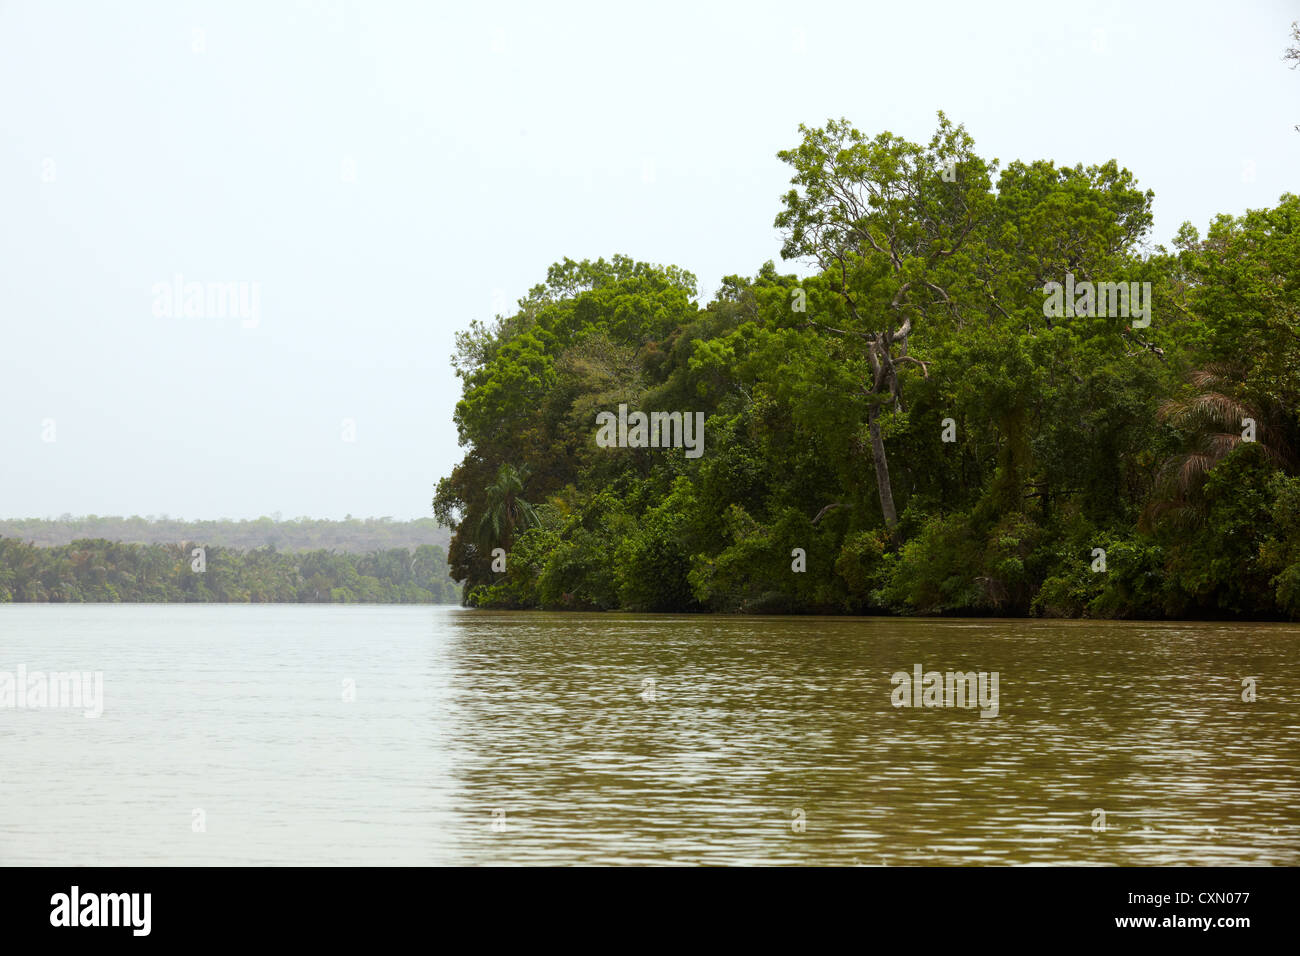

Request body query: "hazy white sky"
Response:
[2, 0, 1297, 521]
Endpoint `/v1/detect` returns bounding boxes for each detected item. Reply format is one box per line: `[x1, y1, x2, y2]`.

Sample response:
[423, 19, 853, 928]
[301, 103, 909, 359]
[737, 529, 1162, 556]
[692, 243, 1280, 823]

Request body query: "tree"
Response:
[774, 114, 994, 532]
[1147, 364, 1295, 529]
[477, 463, 539, 552]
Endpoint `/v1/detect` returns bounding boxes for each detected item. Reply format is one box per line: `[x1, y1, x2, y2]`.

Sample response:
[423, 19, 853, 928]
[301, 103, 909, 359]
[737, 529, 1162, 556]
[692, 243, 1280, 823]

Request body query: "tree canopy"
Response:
[436, 115, 1300, 619]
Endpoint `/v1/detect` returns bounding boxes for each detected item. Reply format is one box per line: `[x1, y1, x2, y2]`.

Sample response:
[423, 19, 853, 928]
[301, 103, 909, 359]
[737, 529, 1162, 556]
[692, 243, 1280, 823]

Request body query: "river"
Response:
[1, 605, 1296, 865]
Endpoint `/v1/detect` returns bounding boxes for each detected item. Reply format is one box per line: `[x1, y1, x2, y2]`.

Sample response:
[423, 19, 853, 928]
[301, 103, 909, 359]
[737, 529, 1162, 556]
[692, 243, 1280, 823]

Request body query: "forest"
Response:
[0, 515, 450, 552]
[434, 114, 1300, 619]
[0, 522, 460, 603]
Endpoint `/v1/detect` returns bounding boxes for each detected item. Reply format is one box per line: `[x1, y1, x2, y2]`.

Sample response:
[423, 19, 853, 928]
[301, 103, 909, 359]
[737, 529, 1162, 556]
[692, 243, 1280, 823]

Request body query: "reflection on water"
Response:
[1, 606, 1297, 865]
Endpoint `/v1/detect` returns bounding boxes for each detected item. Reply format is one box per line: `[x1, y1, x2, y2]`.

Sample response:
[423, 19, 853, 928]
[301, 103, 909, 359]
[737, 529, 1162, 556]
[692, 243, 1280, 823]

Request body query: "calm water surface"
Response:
[1, 605, 1297, 865]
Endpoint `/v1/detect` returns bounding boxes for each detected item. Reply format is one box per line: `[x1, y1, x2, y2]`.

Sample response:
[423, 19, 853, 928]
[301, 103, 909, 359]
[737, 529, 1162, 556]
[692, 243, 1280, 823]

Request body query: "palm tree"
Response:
[1143, 364, 1294, 529]
[477, 463, 539, 551]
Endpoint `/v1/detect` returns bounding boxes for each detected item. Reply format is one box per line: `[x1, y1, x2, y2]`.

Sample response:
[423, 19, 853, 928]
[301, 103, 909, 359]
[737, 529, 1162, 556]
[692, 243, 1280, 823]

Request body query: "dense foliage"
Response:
[0, 515, 450, 553]
[435, 114, 1300, 619]
[0, 538, 459, 603]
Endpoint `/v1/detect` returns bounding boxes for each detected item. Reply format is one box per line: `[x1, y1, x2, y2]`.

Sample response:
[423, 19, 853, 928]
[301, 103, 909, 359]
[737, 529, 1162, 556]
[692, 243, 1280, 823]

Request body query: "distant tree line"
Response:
[0, 515, 450, 553]
[0, 538, 460, 604]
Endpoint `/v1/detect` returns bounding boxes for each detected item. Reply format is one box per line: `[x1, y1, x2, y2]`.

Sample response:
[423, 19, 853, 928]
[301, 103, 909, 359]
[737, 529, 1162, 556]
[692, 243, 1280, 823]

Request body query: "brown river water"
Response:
[1, 605, 1296, 865]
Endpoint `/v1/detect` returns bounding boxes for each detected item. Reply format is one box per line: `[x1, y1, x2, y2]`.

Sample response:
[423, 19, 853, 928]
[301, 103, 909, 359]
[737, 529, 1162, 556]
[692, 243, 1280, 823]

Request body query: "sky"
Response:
[1, 0, 1297, 521]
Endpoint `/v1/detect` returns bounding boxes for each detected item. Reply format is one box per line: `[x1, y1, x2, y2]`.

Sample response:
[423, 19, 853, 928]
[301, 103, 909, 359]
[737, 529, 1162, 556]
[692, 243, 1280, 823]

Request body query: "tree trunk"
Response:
[867, 402, 898, 532]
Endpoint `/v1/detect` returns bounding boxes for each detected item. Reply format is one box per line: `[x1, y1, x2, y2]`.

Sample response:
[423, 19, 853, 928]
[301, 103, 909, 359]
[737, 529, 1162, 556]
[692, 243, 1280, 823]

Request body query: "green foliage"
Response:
[1263, 474, 1300, 615]
[0, 515, 451, 553]
[1161, 444, 1281, 616]
[0, 538, 459, 604]
[615, 478, 701, 611]
[436, 116, 1300, 620]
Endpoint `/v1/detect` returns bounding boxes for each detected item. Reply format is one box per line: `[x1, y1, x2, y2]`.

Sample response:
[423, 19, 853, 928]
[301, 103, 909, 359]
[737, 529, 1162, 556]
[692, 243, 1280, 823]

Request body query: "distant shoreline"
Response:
[0, 515, 450, 553]
[0, 530, 461, 604]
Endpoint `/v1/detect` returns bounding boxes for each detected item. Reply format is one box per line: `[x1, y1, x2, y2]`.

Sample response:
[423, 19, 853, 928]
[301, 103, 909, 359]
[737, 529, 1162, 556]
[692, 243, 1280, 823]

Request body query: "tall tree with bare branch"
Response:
[774, 114, 993, 532]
